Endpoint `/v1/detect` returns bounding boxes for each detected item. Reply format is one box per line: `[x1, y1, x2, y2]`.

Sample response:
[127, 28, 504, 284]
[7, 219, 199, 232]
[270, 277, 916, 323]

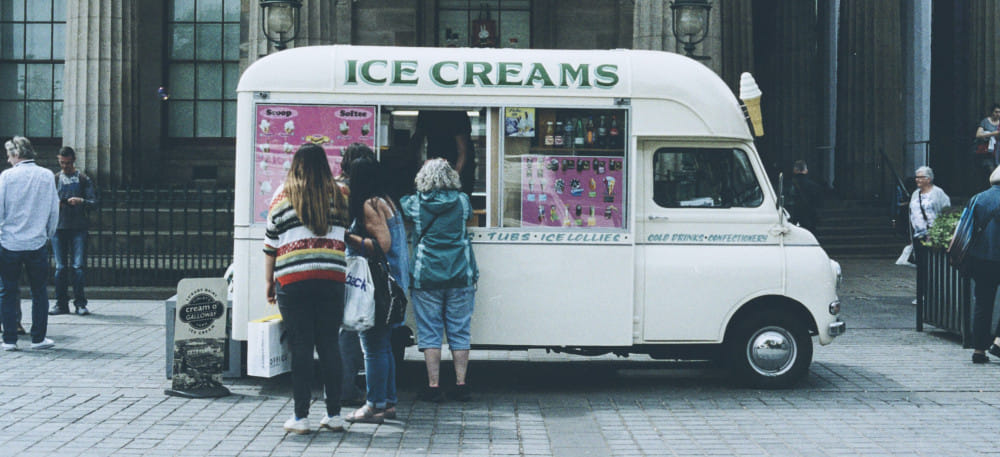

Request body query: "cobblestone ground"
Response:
[2, 259, 1000, 456]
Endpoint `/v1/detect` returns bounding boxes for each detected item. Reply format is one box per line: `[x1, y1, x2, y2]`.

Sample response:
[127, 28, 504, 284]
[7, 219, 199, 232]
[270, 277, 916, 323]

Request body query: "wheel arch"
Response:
[723, 295, 818, 343]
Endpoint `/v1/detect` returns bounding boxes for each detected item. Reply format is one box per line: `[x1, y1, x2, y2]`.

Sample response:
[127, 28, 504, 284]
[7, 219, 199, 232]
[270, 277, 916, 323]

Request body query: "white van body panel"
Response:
[470, 244, 634, 346]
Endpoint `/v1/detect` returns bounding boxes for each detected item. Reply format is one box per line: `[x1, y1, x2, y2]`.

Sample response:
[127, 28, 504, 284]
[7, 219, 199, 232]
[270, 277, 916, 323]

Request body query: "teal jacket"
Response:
[400, 190, 479, 290]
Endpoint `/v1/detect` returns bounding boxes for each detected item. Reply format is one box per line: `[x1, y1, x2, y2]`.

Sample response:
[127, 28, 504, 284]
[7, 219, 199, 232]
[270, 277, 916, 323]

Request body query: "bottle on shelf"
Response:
[574, 118, 585, 147]
[554, 121, 564, 147]
[609, 115, 620, 148]
[597, 115, 608, 148]
[585, 117, 595, 146]
[544, 121, 555, 147]
[563, 117, 575, 150]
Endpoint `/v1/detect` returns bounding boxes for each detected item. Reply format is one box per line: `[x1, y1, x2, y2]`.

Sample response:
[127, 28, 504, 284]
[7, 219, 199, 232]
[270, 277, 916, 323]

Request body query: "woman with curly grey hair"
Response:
[909, 166, 950, 313]
[400, 158, 479, 403]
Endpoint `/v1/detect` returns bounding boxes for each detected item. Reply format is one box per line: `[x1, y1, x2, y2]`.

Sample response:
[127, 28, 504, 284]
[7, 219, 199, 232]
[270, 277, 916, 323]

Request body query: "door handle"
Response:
[647, 215, 669, 221]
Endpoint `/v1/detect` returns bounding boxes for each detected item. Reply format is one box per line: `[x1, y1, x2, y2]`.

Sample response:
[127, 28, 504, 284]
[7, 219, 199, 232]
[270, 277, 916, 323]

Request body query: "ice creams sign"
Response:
[343, 59, 620, 90]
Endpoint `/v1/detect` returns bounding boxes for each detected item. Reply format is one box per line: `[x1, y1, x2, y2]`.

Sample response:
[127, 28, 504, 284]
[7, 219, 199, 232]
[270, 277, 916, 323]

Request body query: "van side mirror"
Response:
[777, 172, 787, 225]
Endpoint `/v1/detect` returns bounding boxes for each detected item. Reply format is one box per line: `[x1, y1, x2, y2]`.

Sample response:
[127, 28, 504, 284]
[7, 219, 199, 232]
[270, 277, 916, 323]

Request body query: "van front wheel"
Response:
[727, 313, 812, 388]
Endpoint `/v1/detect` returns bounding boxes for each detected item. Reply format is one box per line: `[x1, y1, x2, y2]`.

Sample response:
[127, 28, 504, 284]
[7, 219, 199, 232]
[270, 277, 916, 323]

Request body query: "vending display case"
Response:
[502, 107, 628, 229]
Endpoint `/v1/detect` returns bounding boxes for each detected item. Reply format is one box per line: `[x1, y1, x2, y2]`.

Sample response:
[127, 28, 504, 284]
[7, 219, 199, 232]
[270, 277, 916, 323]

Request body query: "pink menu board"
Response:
[253, 104, 376, 223]
[520, 155, 625, 229]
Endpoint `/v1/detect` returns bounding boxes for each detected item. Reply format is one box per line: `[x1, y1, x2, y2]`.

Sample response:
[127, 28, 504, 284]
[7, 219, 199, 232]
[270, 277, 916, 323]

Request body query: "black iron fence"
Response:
[916, 248, 973, 347]
[55, 186, 235, 288]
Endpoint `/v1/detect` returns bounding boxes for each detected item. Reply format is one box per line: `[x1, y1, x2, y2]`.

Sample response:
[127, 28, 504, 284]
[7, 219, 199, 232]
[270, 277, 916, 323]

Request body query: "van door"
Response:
[638, 143, 783, 342]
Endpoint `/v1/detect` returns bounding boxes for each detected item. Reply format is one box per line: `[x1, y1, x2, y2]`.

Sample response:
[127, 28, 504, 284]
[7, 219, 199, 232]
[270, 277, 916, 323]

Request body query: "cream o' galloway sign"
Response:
[165, 278, 231, 399]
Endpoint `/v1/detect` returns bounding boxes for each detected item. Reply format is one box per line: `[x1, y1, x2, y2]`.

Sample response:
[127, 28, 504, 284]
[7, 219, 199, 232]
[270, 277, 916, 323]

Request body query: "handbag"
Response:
[342, 255, 376, 331]
[947, 195, 979, 276]
[367, 242, 408, 327]
[976, 141, 989, 156]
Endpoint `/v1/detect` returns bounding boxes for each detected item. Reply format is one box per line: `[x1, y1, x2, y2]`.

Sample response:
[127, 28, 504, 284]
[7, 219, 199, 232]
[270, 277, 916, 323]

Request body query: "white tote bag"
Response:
[342, 256, 375, 331]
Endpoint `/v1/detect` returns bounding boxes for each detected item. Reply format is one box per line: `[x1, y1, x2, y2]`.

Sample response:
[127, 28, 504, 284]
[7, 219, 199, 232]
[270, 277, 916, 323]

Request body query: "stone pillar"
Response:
[902, 0, 931, 174]
[62, 0, 136, 185]
[632, 0, 721, 74]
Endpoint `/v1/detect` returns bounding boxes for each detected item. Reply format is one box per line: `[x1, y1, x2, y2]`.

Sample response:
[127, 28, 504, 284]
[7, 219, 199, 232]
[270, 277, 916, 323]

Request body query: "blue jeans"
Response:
[52, 230, 87, 308]
[0, 246, 50, 345]
[412, 286, 476, 350]
[359, 325, 396, 408]
[339, 328, 365, 400]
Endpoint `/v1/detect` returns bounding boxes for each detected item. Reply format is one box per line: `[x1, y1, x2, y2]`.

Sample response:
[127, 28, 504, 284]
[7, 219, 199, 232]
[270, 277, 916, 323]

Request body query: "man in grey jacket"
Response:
[0, 137, 60, 351]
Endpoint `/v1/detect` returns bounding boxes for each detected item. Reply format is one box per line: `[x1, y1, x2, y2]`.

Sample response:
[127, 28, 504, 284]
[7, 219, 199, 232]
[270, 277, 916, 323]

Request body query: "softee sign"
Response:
[343, 59, 620, 90]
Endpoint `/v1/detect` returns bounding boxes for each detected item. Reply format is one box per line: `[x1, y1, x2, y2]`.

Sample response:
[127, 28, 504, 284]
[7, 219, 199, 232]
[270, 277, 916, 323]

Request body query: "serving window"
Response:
[501, 107, 628, 229]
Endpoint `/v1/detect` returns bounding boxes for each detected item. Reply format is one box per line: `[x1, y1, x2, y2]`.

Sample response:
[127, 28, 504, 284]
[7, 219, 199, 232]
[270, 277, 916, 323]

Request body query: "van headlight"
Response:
[829, 300, 841, 315]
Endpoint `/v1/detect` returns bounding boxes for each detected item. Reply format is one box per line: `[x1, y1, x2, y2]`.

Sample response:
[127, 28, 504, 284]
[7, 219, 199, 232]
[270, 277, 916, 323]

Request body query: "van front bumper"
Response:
[829, 320, 846, 337]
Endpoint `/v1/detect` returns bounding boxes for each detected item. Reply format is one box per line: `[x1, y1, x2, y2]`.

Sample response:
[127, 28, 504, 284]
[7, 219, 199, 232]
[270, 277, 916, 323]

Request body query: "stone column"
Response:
[62, 0, 136, 185]
[632, 0, 721, 74]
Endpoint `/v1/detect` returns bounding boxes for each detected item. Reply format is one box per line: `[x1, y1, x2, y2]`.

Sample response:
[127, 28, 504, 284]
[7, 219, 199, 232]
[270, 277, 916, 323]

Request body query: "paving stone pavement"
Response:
[3, 258, 1000, 456]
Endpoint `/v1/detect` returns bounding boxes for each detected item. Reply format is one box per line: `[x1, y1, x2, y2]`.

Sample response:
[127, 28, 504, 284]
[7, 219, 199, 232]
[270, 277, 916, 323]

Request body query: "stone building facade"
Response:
[1, 0, 993, 197]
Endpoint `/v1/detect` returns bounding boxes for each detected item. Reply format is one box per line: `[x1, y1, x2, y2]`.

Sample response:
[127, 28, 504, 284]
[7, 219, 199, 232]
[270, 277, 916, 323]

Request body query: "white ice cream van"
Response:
[232, 45, 844, 387]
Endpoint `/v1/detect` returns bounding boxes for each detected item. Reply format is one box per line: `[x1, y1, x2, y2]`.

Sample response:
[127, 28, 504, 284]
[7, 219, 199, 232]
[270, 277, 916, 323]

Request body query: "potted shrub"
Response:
[917, 205, 972, 347]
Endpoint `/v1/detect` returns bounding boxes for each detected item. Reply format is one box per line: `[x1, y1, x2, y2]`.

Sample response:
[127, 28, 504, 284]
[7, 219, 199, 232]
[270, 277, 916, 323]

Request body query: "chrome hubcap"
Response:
[746, 326, 796, 377]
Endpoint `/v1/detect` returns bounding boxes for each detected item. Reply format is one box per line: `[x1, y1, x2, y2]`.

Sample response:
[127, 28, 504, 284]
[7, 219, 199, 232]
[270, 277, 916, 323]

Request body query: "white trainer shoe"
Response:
[30, 338, 55, 350]
[319, 414, 345, 431]
[283, 416, 310, 434]
[1, 342, 17, 352]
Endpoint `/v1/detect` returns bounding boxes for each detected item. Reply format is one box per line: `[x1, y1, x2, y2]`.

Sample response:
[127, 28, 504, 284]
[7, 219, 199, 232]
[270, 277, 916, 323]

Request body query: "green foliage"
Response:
[923, 206, 963, 250]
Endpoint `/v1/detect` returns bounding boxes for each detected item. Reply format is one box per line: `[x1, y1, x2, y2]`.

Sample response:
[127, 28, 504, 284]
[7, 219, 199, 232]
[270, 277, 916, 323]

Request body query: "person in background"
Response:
[334, 143, 376, 408]
[264, 143, 349, 434]
[909, 166, 950, 309]
[974, 104, 1000, 179]
[784, 159, 824, 233]
[410, 111, 476, 197]
[343, 154, 410, 423]
[968, 166, 1000, 364]
[0, 136, 60, 352]
[49, 147, 98, 316]
[400, 158, 479, 402]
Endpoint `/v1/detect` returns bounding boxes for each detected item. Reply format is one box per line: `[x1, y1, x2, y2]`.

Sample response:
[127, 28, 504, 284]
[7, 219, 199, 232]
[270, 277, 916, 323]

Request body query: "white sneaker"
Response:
[283, 416, 310, 434]
[1, 343, 17, 352]
[30, 338, 54, 350]
[319, 414, 345, 431]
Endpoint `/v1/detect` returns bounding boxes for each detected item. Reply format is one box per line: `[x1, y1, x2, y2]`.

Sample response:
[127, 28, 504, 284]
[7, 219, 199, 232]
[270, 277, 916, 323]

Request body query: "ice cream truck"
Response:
[232, 45, 844, 388]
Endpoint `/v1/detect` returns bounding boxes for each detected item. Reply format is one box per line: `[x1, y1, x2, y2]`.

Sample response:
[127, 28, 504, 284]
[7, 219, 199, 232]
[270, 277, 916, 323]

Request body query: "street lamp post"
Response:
[670, 0, 712, 60]
[260, 0, 303, 51]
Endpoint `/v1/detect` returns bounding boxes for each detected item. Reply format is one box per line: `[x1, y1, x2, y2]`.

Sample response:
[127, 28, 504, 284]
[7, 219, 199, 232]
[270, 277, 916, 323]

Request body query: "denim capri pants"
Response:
[411, 286, 475, 350]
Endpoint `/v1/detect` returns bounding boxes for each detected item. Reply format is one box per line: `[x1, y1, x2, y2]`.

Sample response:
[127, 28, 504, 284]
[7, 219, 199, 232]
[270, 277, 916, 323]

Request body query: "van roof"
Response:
[238, 45, 751, 139]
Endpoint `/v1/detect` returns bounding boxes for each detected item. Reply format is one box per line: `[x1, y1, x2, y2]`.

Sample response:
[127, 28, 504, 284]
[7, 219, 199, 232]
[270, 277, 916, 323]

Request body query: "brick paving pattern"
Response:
[2, 259, 1000, 456]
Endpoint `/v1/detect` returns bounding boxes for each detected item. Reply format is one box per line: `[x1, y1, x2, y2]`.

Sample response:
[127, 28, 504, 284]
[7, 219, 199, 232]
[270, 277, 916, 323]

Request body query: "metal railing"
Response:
[47, 186, 235, 288]
[917, 248, 973, 347]
[878, 148, 913, 240]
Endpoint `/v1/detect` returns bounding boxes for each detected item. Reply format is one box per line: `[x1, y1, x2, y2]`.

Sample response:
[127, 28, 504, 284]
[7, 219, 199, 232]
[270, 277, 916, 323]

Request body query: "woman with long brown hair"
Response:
[263, 143, 350, 434]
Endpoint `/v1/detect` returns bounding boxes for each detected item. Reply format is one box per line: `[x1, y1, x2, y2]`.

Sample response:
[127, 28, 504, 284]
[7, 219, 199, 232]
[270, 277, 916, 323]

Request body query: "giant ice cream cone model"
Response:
[739, 72, 764, 137]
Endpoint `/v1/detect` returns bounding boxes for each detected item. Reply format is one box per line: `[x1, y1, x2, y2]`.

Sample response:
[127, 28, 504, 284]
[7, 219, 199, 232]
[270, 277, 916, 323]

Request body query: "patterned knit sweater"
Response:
[263, 183, 350, 286]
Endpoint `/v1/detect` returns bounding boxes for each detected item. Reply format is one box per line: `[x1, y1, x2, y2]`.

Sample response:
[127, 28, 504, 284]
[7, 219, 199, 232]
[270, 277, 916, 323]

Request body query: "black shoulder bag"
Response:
[357, 200, 409, 328]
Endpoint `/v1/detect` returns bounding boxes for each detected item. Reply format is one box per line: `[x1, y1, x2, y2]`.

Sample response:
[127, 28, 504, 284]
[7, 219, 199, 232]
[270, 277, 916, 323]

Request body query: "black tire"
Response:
[726, 312, 813, 388]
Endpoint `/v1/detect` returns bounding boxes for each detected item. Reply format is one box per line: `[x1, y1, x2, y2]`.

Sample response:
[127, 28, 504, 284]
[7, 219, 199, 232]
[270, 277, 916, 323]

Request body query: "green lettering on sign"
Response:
[560, 63, 590, 88]
[594, 64, 619, 88]
[392, 60, 419, 85]
[524, 63, 555, 87]
[431, 61, 459, 87]
[497, 62, 523, 86]
[464, 61, 494, 87]
[360, 60, 387, 84]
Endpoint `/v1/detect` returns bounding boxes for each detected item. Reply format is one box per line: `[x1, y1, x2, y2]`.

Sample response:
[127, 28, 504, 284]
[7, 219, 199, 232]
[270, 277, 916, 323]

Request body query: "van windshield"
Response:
[652, 148, 763, 209]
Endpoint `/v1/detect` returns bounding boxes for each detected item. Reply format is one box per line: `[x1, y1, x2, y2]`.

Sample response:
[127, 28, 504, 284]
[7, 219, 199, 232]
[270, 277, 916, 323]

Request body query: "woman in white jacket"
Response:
[909, 165, 950, 308]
